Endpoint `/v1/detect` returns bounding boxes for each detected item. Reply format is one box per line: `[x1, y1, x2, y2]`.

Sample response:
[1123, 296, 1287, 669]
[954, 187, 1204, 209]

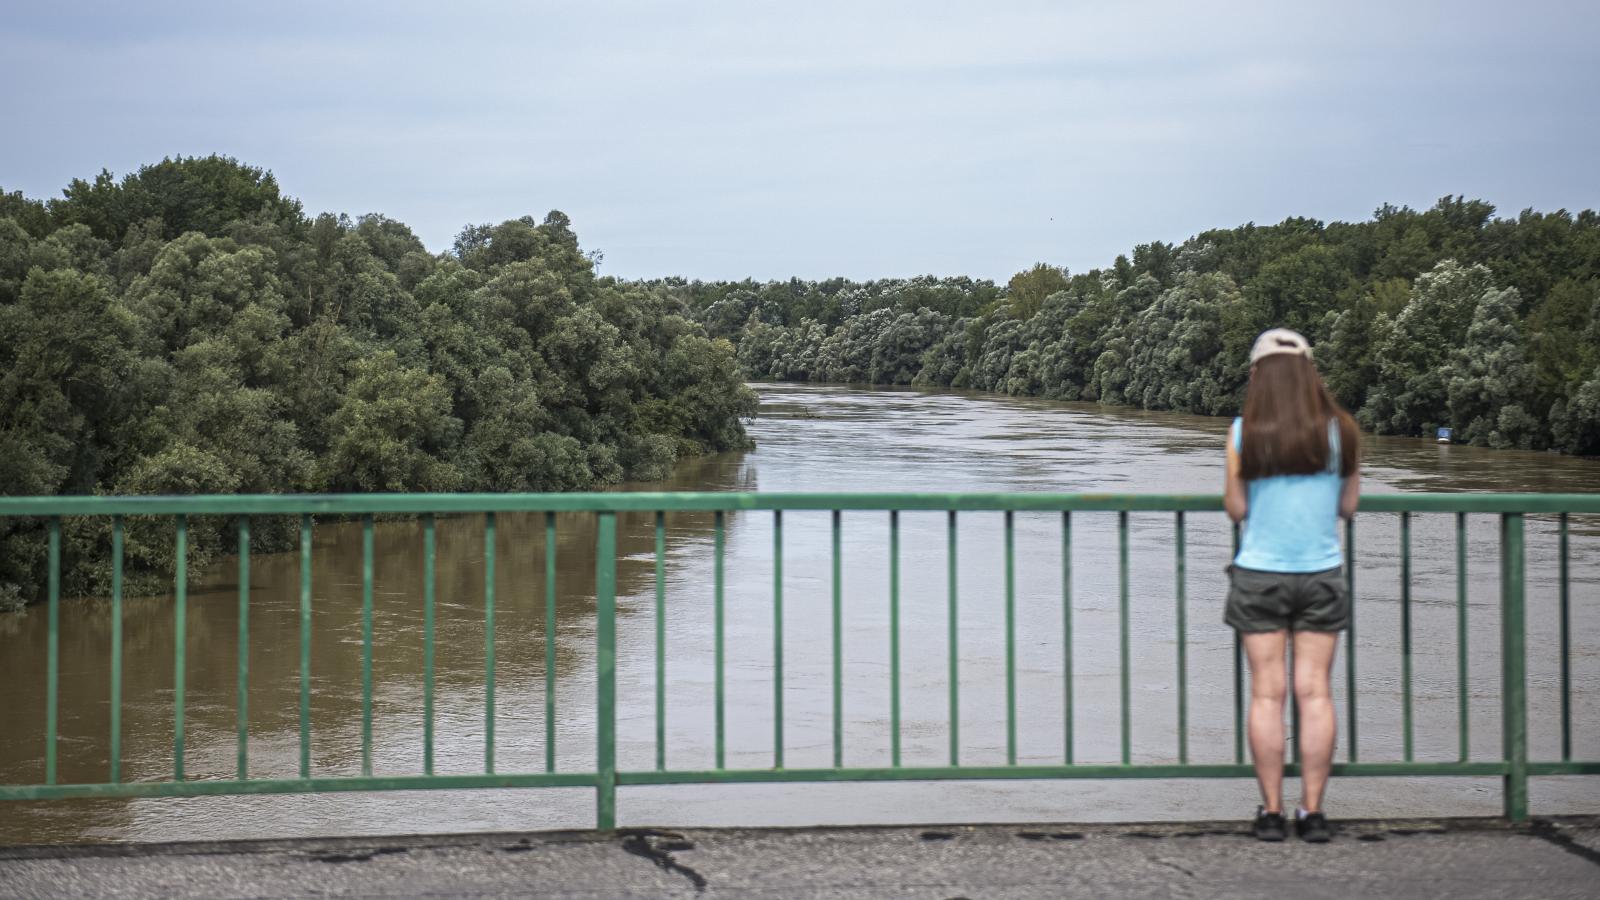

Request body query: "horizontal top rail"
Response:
[0, 492, 1596, 516]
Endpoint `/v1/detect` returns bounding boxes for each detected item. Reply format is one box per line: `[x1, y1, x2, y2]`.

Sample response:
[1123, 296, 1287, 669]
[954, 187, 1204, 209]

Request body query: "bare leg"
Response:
[1242, 630, 1289, 813]
[1293, 630, 1340, 813]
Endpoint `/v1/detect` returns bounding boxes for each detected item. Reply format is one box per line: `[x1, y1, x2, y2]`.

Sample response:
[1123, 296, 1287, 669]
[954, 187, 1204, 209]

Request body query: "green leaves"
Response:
[320, 351, 461, 493]
[53, 156, 301, 244]
[0, 162, 758, 607]
[1006, 263, 1069, 320]
[700, 198, 1600, 458]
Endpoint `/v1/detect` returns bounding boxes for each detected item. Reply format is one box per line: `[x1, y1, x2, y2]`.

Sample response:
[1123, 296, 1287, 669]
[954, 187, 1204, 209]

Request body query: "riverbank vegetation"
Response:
[4, 161, 1597, 609]
[674, 198, 1598, 456]
[0, 157, 756, 608]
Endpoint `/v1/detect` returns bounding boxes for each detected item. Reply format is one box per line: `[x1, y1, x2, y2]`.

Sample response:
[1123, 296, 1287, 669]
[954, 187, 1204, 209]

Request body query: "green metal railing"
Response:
[2, 492, 1596, 829]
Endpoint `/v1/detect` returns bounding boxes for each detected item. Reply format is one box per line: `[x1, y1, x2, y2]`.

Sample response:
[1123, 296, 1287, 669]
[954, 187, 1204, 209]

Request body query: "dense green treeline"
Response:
[674, 197, 1599, 455]
[4, 161, 1597, 609]
[0, 157, 756, 608]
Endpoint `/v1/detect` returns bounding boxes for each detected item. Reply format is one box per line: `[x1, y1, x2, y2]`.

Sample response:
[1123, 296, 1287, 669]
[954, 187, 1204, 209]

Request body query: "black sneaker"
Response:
[1295, 810, 1331, 843]
[1252, 807, 1287, 842]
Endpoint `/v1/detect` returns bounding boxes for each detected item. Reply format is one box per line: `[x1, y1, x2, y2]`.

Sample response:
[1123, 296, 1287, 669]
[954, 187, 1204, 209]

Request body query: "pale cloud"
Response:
[2, 0, 1597, 280]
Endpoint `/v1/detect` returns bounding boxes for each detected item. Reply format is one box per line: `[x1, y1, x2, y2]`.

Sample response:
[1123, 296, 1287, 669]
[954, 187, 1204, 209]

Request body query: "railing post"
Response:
[595, 511, 618, 832]
[45, 518, 60, 787]
[1500, 513, 1527, 822]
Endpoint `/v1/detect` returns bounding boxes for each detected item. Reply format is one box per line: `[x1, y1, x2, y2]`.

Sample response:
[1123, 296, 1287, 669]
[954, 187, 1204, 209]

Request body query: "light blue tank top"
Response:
[1232, 417, 1345, 573]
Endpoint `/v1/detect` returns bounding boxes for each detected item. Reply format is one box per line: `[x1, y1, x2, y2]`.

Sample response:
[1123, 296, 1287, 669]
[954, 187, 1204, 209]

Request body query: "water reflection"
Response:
[0, 453, 756, 841]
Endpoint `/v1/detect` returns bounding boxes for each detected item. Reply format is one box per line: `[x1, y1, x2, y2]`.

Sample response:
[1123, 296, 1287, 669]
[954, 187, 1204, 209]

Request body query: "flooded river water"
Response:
[2, 383, 1596, 842]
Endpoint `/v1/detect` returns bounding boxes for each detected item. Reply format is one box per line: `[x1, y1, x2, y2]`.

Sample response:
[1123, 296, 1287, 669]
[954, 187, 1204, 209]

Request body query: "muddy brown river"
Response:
[1, 384, 1596, 843]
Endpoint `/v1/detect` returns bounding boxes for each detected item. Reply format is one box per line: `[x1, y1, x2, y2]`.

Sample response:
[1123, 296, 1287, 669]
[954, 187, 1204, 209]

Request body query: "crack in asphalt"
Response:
[621, 831, 708, 893]
[1529, 819, 1600, 869]
[1152, 857, 1196, 878]
[307, 846, 409, 864]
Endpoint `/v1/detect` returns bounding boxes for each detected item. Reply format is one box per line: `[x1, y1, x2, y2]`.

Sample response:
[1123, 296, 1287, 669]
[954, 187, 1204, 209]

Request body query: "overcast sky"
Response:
[3, 1, 1597, 281]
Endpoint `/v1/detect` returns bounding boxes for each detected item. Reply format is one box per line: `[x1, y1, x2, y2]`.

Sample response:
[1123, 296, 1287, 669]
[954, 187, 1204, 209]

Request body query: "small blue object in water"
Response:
[1437, 427, 1453, 444]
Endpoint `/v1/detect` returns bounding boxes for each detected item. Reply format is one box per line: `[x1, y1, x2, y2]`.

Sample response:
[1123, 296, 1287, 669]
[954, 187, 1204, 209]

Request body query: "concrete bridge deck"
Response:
[2, 817, 1597, 899]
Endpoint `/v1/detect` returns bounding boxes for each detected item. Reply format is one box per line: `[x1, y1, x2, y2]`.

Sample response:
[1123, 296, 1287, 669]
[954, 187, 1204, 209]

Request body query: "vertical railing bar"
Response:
[484, 512, 496, 775]
[1401, 511, 1413, 763]
[236, 517, 248, 781]
[1559, 512, 1571, 763]
[111, 517, 124, 784]
[948, 510, 959, 767]
[1232, 639, 1244, 765]
[1232, 521, 1244, 766]
[1291, 635, 1301, 766]
[595, 512, 618, 831]
[423, 514, 436, 777]
[1288, 522, 1300, 764]
[299, 513, 312, 779]
[1118, 510, 1130, 766]
[1457, 511, 1469, 763]
[1501, 513, 1528, 822]
[655, 511, 666, 773]
[1004, 510, 1017, 766]
[831, 510, 843, 769]
[773, 509, 784, 770]
[714, 510, 726, 770]
[45, 517, 60, 786]
[1176, 510, 1188, 766]
[1062, 511, 1073, 766]
[361, 515, 374, 778]
[890, 509, 902, 768]
[1345, 517, 1357, 763]
[174, 514, 187, 782]
[544, 511, 556, 774]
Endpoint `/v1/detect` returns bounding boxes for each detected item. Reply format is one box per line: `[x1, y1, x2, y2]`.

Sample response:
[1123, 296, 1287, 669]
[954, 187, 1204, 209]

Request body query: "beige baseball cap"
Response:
[1249, 328, 1312, 364]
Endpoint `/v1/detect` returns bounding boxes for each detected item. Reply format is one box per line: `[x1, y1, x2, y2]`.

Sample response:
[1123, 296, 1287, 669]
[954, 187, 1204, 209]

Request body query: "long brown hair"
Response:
[1240, 354, 1360, 479]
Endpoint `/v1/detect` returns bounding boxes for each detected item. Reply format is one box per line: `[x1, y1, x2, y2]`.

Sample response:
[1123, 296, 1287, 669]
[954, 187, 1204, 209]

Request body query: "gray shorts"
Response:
[1225, 565, 1349, 633]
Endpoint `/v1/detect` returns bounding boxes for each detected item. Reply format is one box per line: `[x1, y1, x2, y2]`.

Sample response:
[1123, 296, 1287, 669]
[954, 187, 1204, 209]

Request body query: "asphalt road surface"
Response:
[2, 818, 1597, 899]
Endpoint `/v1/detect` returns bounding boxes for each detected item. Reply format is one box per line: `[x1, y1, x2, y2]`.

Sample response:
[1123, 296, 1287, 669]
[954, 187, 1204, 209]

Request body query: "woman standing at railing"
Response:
[1222, 328, 1361, 844]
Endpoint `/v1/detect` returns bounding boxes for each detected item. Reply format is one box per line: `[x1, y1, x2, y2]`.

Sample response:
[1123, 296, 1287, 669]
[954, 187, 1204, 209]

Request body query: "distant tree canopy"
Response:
[4, 162, 1597, 608]
[673, 197, 1599, 457]
[0, 156, 756, 608]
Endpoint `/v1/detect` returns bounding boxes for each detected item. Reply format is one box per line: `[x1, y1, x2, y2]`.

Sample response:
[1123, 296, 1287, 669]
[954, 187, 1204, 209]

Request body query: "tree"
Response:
[1120, 272, 1241, 415]
[1525, 279, 1599, 415]
[0, 217, 32, 303]
[1363, 260, 1497, 436]
[685, 199, 1599, 454]
[1005, 263, 1069, 320]
[1440, 285, 1537, 447]
[52, 156, 303, 243]
[0, 268, 143, 492]
[318, 351, 461, 492]
[1243, 243, 1355, 335]
[1317, 277, 1409, 411]
[968, 318, 1026, 393]
[1551, 366, 1600, 455]
[1, 164, 761, 608]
